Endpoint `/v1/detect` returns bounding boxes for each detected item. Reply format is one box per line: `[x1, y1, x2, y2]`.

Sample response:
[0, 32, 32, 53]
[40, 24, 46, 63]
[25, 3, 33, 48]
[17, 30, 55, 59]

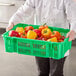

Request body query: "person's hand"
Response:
[6, 23, 14, 31]
[66, 30, 76, 41]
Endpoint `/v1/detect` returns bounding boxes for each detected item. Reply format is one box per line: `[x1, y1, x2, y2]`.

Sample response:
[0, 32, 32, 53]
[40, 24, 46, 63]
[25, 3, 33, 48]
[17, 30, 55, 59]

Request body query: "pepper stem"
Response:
[43, 23, 47, 26]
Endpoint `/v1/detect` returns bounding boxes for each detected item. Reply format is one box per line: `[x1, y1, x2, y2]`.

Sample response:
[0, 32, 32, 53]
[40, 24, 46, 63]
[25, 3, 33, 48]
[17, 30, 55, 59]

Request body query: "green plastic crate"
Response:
[2, 23, 72, 59]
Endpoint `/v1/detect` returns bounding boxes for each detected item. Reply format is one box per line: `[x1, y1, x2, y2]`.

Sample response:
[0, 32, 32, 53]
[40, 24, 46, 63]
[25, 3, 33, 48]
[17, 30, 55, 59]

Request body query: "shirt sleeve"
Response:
[8, 0, 35, 27]
[64, 0, 76, 32]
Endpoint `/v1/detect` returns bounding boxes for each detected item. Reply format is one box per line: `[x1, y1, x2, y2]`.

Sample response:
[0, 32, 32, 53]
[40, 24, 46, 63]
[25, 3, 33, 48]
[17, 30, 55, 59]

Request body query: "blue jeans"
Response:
[35, 57, 66, 76]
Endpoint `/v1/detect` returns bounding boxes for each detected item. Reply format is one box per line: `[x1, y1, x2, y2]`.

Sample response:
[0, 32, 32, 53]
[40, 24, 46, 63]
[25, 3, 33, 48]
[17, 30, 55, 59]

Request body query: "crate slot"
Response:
[18, 42, 30, 47]
[33, 50, 46, 56]
[18, 48, 31, 54]
[18, 42, 26, 46]
[33, 44, 46, 50]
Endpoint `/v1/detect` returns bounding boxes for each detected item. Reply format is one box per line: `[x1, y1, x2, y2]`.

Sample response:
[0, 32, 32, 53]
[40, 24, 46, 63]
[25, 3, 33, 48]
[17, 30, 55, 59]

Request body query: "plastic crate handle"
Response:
[64, 38, 72, 50]
[64, 38, 72, 43]
[64, 38, 69, 42]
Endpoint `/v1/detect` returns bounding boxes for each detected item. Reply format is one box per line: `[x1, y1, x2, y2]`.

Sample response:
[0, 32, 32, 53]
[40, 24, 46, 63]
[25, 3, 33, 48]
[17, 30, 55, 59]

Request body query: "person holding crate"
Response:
[7, 0, 76, 76]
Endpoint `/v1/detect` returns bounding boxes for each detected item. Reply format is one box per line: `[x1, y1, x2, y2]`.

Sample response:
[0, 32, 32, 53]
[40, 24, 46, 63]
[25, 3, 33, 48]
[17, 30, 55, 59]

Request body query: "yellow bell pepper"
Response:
[47, 37, 58, 42]
[16, 27, 24, 34]
[27, 30, 37, 39]
[41, 28, 52, 38]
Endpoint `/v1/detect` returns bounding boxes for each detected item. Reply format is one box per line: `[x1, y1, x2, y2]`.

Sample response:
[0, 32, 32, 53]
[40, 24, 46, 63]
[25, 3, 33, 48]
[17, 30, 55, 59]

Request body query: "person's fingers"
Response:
[8, 25, 13, 30]
[68, 33, 75, 41]
[69, 36, 73, 41]
[69, 37, 75, 41]
[6, 26, 12, 31]
[66, 32, 70, 38]
[66, 30, 76, 41]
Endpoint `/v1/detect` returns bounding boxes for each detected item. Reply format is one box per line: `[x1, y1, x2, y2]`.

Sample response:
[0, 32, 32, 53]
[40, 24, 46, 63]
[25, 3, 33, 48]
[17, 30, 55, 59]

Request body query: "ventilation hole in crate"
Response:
[33, 44, 46, 50]
[18, 48, 31, 54]
[54, 53, 58, 57]
[54, 46, 57, 51]
[33, 50, 46, 56]
[40, 45, 46, 50]
[25, 43, 30, 47]
[24, 49, 31, 53]
[33, 44, 38, 48]
[40, 51, 46, 55]
[18, 42, 25, 47]
[8, 40, 11, 45]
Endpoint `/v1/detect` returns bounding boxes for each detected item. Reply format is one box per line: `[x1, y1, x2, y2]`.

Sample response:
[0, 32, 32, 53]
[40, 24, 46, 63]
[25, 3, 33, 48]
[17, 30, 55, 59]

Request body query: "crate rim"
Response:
[2, 23, 70, 44]
[2, 32, 70, 44]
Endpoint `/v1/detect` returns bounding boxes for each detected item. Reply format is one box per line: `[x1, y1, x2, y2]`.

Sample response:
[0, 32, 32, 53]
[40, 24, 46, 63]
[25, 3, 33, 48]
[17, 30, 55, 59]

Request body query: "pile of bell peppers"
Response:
[9, 24, 65, 42]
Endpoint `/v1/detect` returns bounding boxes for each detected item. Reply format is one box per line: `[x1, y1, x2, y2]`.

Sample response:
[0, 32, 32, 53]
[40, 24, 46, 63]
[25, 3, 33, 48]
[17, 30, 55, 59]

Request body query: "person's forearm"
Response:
[8, 0, 35, 27]
[9, 12, 23, 26]
[64, 0, 76, 40]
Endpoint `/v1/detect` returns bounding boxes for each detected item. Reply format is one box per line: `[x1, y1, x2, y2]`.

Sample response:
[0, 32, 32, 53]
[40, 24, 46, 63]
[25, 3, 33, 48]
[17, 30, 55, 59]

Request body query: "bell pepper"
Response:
[27, 30, 37, 39]
[41, 28, 52, 38]
[39, 23, 48, 31]
[42, 37, 47, 41]
[19, 32, 27, 38]
[40, 45, 46, 49]
[9, 30, 20, 37]
[61, 36, 65, 40]
[58, 39, 64, 42]
[36, 36, 47, 41]
[47, 37, 58, 42]
[58, 36, 65, 42]
[36, 36, 43, 40]
[33, 29, 41, 37]
[51, 31, 61, 40]
[16, 27, 24, 34]
[24, 26, 34, 32]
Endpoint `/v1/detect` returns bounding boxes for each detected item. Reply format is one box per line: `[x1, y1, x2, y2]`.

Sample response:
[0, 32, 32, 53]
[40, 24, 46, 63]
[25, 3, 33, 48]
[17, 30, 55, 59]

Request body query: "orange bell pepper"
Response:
[41, 28, 52, 38]
[51, 31, 61, 40]
[19, 32, 27, 38]
[24, 26, 34, 32]
[47, 37, 58, 42]
[39, 23, 48, 31]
